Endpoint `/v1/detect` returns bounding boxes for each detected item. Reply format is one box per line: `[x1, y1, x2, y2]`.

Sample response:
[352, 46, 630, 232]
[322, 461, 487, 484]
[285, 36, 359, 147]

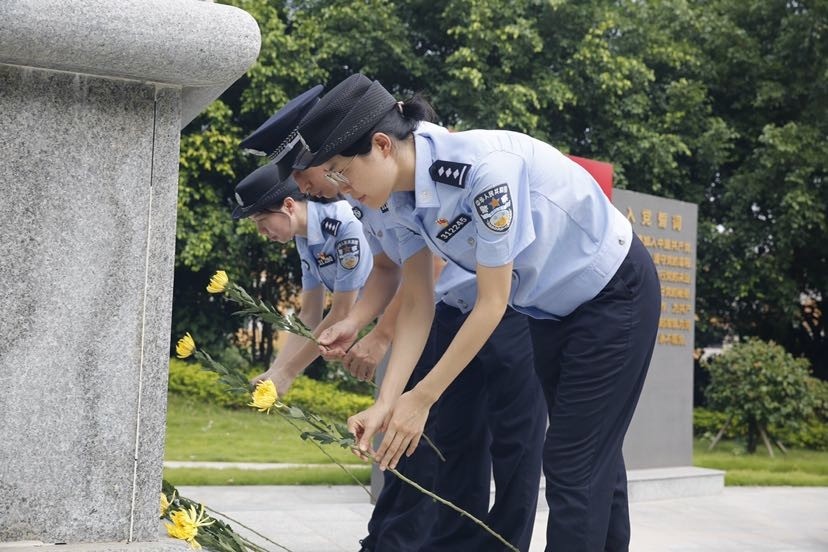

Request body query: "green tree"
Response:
[695, 0, 827, 378]
[705, 339, 814, 454]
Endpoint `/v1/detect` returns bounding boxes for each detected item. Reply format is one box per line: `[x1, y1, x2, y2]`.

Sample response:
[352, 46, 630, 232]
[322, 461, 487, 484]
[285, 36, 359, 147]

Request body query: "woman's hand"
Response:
[347, 401, 393, 459]
[343, 329, 391, 381]
[374, 388, 434, 470]
[318, 317, 361, 359]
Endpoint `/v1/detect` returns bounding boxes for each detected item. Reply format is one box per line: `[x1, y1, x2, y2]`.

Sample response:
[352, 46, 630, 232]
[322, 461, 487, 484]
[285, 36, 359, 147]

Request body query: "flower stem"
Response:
[421, 433, 446, 463]
[387, 466, 519, 552]
[281, 414, 374, 500]
[201, 505, 294, 552]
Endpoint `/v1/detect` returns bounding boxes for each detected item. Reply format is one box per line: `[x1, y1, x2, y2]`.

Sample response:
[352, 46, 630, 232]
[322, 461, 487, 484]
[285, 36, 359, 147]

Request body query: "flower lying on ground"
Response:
[165, 504, 214, 549]
[160, 491, 172, 517]
[161, 480, 289, 552]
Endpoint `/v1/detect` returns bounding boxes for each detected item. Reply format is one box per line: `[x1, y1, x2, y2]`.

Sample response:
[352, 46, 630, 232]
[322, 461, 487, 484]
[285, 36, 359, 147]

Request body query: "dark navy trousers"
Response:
[423, 305, 546, 552]
[361, 319, 441, 552]
[529, 235, 660, 552]
[363, 304, 546, 552]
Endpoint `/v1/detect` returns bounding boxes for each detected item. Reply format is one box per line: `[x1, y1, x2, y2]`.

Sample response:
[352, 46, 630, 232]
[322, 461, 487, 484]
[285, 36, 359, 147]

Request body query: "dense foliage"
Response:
[704, 339, 816, 452]
[175, 0, 827, 377]
[168, 359, 373, 420]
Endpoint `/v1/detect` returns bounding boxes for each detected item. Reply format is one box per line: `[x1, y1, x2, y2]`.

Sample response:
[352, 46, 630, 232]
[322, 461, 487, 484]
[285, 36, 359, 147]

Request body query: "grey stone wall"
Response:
[614, 190, 699, 469]
[0, 0, 260, 545]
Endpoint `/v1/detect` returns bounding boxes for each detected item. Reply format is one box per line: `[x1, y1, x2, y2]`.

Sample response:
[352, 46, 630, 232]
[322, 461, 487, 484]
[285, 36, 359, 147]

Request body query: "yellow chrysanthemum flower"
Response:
[206, 270, 229, 294]
[165, 505, 213, 549]
[249, 380, 279, 413]
[160, 492, 170, 518]
[176, 333, 196, 359]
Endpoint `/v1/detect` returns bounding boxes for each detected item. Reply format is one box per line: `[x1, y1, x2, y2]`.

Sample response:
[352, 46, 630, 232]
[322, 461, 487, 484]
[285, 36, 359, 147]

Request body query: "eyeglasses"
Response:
[324, 155, 356, 186]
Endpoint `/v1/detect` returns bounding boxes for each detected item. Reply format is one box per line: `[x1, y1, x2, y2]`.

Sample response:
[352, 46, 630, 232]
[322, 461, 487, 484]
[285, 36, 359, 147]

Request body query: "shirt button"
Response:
[619, 238, 625, 245]
[467, 237, 476, 245]
[377, 230, 383, 238]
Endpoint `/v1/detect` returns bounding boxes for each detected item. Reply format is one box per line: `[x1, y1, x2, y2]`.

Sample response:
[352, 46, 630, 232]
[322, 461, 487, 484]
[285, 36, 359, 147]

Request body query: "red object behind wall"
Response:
[567, 155, 613, 199]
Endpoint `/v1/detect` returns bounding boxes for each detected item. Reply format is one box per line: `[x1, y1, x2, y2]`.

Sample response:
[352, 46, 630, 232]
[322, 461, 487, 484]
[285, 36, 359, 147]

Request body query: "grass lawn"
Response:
[163, 466, 371, 486]
[693, 438, 828, 486]
[166, 396, 828, 487]
[165, 394, 364, 465]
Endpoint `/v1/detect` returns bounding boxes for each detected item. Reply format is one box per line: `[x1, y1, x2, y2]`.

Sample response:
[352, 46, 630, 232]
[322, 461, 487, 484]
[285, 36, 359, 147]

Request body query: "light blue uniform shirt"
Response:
[345, 196, 406, 267]
[386, 122, 632, 319]
[296, 200, 373, 292]
[346, 192, 478, 311]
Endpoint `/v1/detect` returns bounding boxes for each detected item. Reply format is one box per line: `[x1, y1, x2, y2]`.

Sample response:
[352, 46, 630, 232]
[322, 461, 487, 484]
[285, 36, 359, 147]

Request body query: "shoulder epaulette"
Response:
[321, 217, 341, 237]
[429, 160, 471, 188]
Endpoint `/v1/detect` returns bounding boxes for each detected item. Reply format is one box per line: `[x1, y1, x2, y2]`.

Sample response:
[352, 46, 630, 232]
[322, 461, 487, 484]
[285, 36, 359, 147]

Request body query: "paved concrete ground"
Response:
[179, 485, 828, 552]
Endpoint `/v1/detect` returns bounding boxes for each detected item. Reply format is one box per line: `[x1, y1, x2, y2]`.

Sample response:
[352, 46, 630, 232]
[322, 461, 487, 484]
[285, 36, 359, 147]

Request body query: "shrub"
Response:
[168, 358, 249, 408]
[285, 376, 374, 422]
[168, 357, 374, 421]
[704, 338, 814, 453]
[770, 377, 828, 451]
[694, 407, 739, 438]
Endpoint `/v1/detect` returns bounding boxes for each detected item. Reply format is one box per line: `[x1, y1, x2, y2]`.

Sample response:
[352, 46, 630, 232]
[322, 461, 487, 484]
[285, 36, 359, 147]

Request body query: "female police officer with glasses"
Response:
[295, 74, 661, 552]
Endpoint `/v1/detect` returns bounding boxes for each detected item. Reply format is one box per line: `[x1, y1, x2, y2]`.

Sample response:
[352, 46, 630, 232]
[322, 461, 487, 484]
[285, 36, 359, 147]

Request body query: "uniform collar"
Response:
[306, 201, 325, 245]
[413, 129, 440, 208]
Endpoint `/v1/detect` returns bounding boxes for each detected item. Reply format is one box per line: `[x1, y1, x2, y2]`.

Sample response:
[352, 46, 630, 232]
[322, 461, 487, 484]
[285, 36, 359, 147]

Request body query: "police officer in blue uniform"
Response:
[238, 91, 444, 551]
[290, 77, 546, 551]
[294, 74, 662, 552]
[231, 162, 372, 394]
[240, 86, 545, 551]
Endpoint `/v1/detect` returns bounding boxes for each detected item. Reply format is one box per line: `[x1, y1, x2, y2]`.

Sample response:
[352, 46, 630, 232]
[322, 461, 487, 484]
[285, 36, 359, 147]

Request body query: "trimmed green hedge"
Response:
[168, 358, 374, 421]
[168, 358, 248, 408]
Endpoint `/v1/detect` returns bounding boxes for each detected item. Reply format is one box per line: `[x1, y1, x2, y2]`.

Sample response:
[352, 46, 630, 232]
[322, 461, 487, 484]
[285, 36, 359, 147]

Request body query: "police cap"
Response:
[232, 162, 301, 220]
[240, 84, 324, 166]
[292, 74, 397, 170]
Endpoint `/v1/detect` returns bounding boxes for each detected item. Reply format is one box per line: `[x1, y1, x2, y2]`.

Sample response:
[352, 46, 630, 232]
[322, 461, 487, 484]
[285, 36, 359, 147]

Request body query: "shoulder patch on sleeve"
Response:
[335, 238, 361, 270]
[352, 206, 363, 220]
[321, 217, 341, 237]
[473, 184, 513, 233]
[429, 160, 471, 188]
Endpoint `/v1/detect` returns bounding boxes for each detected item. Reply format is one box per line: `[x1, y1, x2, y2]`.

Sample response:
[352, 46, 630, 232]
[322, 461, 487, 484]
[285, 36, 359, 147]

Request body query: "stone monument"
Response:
[0, 1, 260, 548]
[614, 189, 722, 499]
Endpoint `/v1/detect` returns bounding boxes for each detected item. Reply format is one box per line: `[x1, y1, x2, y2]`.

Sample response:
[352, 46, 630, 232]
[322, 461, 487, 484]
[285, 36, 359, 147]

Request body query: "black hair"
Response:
[258, 188, 307, 213]
[339, 93, 438, 157]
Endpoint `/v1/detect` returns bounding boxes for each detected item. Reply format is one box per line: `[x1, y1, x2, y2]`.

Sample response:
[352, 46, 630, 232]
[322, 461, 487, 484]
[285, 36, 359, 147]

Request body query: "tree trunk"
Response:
[708, 414, 733, 451]
[758, 425, 775, 457]
[747, 418, 758, 453]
